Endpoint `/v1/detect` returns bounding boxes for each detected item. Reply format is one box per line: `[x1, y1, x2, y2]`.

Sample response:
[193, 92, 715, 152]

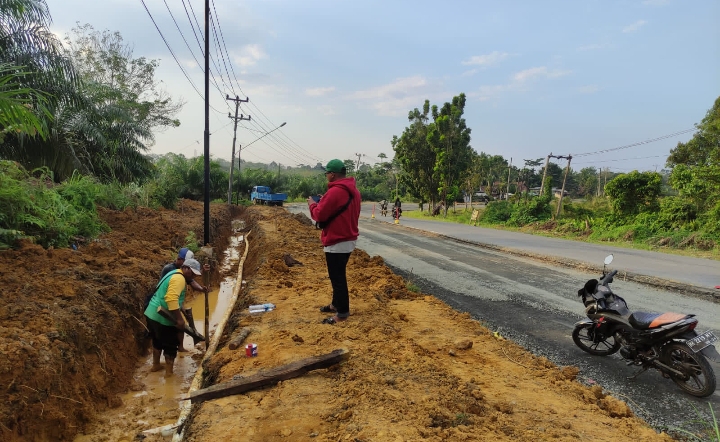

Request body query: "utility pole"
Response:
[226, 94, 250, 204]
[203, 0, 210, 246]
[539, 154, 551, 195]
[355, 153, 362, 173]
[506, 157, 512, 200]
[555, 155, 572, 219]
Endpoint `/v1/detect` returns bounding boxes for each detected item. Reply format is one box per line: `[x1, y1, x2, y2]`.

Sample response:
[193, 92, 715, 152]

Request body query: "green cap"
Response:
[324, 159, 346, 173]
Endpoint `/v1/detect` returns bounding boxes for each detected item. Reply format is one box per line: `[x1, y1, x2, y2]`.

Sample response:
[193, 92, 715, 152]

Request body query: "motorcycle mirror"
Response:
[604, 254, 614, 265]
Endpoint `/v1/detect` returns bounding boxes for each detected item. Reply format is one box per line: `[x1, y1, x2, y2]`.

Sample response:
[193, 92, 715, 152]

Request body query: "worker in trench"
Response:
[144, 258, 203, 376]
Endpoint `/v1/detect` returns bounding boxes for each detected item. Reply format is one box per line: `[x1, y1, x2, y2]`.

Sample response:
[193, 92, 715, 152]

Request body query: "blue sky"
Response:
[45, 0, 719, 172]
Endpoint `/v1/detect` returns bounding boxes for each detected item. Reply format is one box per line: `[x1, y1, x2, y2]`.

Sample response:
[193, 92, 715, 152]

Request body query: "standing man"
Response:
[144, 258, 203, 376]
[308, 159, 361, 325]
[159, 248, 209, 352]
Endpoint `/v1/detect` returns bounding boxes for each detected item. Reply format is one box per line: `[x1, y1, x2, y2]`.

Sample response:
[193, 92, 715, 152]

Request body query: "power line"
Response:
[573, 154, 665, 165]
[140, 0, 202, 99]
[180, 0, 204, 56]
[202, 2, 319, 164]
[140, 0, 231, 116]
[162, 0, 232, 108]
[572, 128, 695, 157]
[209, 11, 237, 97]
[210, 0, 245, 99]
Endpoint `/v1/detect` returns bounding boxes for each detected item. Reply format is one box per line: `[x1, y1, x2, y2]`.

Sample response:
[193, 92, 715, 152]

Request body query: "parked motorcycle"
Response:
[573, 254, 719, 397]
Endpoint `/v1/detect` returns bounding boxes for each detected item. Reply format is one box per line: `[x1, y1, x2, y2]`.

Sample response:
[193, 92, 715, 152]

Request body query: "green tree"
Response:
[667, 96, 720, 168]
[426, 93, 473, 215]
[392, 100, 437, 207]
[64, 24, 183, 132]
[575, 167, 598, 198]
[604, 170, 662, 217]
[0, 64, 51, 140]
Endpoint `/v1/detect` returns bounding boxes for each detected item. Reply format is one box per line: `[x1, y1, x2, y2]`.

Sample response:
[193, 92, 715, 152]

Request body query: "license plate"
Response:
[686, 330, 718, 353]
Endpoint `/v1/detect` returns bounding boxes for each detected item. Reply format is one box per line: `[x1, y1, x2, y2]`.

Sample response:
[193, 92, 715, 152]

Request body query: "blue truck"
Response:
[250, 186, 288, 206]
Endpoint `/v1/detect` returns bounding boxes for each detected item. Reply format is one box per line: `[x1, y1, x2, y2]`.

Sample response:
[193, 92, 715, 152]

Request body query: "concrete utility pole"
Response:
[506, 157, 512, 199]
[226, 95, 250, 204]
[554, 155, 572, 219]
[203, 0, 210, 246]
[539, 154, 551, 195]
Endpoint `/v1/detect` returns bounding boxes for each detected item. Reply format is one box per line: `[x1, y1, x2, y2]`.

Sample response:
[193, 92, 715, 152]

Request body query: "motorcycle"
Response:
[392, 206, 402, 219]
[572, 254, 719, 397]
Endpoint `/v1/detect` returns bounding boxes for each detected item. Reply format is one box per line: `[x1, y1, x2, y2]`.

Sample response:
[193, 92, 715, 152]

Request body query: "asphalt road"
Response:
[359, 203, 720, 292]
[287, 203, 720, 431]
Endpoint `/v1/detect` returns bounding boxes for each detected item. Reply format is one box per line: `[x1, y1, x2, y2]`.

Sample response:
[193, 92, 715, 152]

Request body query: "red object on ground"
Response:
[715, 285, 720, 289]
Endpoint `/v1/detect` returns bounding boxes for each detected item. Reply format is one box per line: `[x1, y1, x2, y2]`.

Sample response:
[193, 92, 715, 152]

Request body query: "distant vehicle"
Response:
[250, 186, 287, 206]
[473, 192, 490, 203]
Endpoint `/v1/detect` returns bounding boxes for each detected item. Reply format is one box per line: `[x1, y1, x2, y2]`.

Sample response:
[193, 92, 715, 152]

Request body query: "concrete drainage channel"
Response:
[161, 225, 251, 441]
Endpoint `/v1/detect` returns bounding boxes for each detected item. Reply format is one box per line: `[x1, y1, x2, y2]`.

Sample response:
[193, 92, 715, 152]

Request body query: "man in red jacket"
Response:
[308, 159, 361, 324]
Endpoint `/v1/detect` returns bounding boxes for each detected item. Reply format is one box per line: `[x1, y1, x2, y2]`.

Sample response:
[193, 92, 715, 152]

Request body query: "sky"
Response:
[44, 0, 719, 173]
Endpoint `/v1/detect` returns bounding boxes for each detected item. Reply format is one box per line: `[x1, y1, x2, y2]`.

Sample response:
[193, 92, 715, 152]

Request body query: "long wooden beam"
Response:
[184, 348, 350, 404]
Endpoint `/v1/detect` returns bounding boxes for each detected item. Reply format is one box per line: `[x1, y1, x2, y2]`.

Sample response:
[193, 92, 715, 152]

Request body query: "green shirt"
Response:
[144, 270, 187, 326]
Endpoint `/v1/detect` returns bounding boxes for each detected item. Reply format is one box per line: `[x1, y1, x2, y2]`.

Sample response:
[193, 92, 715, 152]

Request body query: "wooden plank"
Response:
[227, 327, 252, 350]
[185, 348, 350, 404]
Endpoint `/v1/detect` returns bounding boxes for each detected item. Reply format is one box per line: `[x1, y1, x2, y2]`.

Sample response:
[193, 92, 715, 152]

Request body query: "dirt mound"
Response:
[0, 200, 236, 441]
[182, 206, 670, 442]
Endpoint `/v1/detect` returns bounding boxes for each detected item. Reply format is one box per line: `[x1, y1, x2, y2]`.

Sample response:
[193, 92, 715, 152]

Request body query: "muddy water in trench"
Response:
[73, 235, 244, 441]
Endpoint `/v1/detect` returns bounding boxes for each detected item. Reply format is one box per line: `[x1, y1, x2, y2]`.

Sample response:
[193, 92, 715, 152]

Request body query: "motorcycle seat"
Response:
[629, 311, 692, 330]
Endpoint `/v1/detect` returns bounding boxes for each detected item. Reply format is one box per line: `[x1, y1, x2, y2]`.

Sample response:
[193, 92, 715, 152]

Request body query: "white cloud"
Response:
[642, 0, 669, 5]
[577, 85, 600, 94]
[513, 66, 572, 82]
[470, 66, 572, 102]
[348, 76, 441, 117]
[461, 51, 509, 67]
[622, 20, 647, 33]
[305, 86, 336, 97]
[232, 44, 266, 67]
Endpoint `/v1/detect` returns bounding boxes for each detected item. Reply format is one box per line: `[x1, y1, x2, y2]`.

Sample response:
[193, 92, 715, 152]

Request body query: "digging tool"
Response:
[182, 307, 200, 335]
[157, 306, 206, 345]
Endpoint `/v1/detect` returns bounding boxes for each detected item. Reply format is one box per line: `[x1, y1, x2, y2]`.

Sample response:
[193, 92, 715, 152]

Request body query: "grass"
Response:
[671, 403, 720, 442]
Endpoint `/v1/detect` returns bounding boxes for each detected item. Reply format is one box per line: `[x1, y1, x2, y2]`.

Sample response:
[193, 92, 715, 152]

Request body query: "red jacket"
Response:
[309, 177, 361, 247]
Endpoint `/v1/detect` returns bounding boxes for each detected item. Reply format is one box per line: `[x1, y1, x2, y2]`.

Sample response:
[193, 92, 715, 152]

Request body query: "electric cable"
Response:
[572, 129, 695, 157]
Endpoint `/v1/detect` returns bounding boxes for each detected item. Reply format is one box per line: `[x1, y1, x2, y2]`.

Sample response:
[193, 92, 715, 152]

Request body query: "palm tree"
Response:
[1, 1, 156, 183]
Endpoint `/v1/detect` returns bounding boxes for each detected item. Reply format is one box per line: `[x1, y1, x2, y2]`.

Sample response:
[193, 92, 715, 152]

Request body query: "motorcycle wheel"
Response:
[572, 323, 621, 356]
[661, 342, 716, 398]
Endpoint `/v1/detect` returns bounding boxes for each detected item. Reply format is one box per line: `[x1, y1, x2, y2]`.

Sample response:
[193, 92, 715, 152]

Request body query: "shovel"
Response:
[157, 306, 206, 345]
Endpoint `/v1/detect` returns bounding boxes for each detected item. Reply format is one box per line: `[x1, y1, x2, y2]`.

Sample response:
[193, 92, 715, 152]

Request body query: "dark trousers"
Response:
[325, 252, 351, 318]
[146, 317, 180, 358]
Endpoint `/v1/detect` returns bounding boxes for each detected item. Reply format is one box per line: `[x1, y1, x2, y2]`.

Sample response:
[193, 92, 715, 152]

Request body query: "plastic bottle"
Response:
[248, 303, 275, 313]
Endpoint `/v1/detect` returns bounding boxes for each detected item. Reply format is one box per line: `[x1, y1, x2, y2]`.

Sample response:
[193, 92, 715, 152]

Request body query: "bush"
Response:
[507, 198, 552, 226]
[481, 200, 513, 223]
